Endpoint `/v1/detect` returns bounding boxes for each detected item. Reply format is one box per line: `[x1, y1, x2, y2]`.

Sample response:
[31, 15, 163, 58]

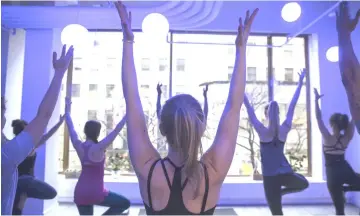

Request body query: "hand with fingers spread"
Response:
[157, 83, 162, 95]
[53, 45, 74, 74]
[115, 1, 134, 41]
[314, 88, 324, 101]
[298, 68, 306, 82]
[336, 2, 360, 34]
[203, 84, 209, 98]
[235, 8, 259, 49]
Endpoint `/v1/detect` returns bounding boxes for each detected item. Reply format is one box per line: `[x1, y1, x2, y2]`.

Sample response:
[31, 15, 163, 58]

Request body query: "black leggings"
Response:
[263, 173, 309, 215]
[76, 191, 130, 215]
[326, 160, 360, 215]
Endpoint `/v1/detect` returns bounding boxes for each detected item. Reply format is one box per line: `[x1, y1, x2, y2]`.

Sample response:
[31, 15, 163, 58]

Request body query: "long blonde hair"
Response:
[160, 94, 205, 198]
[267, 101, 280, 139]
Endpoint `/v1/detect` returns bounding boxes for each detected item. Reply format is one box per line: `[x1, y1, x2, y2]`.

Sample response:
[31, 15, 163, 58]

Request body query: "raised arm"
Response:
[2, 45, 73, 167]
[337, 2, 360, 85]
[36, 115, 65, 148]
[115, 2, 160, 179]
[64, 98, 82, 147]
[156, 83, 162, 120]
[203, 84, 209, 122]
[96, 115, 127, 150]
[243, 94, 267, 133]
[201, 9, 259, 183]
[23, 45, 73, 147]
[337, 3, 360, 133]
[344, 119, 355, 143]
[282, 69, 306, 128]
[313, 88, 331, 139]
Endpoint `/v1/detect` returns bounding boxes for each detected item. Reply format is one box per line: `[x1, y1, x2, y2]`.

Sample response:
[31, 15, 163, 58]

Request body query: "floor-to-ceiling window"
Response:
[59, 31, 310, 178]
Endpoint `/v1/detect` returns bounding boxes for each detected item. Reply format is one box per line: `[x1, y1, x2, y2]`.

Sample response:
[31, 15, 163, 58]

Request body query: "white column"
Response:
[1, 29, 10, 96]
[21, 29, 63, 215]
[3, 29, 26, 138]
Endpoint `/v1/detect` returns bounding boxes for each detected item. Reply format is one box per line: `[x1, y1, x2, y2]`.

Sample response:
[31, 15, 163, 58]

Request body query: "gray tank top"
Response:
[260, 139, 293, 176]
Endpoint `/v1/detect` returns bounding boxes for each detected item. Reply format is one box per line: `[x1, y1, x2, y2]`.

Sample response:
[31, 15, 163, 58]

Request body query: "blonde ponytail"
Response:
[174, 106, 204, 199]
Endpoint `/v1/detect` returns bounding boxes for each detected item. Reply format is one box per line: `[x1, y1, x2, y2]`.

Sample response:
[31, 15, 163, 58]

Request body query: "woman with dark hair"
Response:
[116, 1, 258, 214]
[314, 88, 360, 215]
[243, 69, 309, 215]
[1, 45, 73, 215]
[64, 98, 130, 215]
[11, 117, 64, 215]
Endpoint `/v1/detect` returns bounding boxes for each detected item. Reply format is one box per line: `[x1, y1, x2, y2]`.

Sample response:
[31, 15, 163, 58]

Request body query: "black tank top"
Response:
[323, 135, 347, 154]
[18, 152, 37, 176]
[144, 157, 215, 215]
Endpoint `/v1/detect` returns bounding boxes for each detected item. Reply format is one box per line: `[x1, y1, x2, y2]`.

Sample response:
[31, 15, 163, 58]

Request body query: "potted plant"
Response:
[64, 169, 81, 179]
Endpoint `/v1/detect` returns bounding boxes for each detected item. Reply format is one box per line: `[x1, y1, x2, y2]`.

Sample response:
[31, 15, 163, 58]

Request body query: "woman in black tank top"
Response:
[115, 1, 258, 214]
[11, 118, 64, 215]
[314, 88, 360, 215]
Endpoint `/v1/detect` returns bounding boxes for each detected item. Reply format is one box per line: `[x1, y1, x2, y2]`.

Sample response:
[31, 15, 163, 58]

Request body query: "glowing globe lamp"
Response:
[326, 46, 339, 63]
[281, 2, 302, 23]
[142, 13, 169, 41]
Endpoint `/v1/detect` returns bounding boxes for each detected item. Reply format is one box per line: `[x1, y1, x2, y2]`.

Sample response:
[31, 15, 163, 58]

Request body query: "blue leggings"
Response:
[13, 175, 57, 215]
[76, 191, 130, 215]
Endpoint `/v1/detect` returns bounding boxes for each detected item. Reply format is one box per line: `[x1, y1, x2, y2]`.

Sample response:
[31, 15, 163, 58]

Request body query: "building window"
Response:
[87, 110, 97, 120]
[141, 58, 150, 71]
[89, 84, 98, 92]
[228, 47, 235, 55]
[105, 110, 114, 135]
[176, 59, 185, 71]
[72, 84, 81, 97]
[228, 66, 234, 81]
[159, 58, 167, 72]
[284, 49, 293, 59]
[285, 68, 294, 82]
[247, 67, 257, 81]
[106, 84, 115, 98]
[141, 84, 150, 89]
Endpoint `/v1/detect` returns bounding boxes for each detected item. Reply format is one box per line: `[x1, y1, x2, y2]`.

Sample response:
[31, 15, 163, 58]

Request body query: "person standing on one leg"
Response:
[314, 88, 360, 215]
[11, 117, 64, 215]
[337, 2, 360, 134]
[243, 69, 309, 215]
[1, 45, 73, 215]
[64, 98, 130, 215]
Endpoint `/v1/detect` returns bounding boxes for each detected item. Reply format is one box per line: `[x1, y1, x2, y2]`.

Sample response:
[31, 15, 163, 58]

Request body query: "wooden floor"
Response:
[59, 203, 360, 215]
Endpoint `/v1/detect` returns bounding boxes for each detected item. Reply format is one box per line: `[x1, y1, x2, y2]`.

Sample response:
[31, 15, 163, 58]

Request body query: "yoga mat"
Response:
[138, 207, 237, 215]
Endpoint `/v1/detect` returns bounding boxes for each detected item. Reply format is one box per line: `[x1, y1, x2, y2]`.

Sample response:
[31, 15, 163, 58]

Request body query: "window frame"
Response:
[61, 30, 312, 177]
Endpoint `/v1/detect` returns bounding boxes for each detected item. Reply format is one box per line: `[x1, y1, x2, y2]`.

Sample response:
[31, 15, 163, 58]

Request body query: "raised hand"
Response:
[336, 2, 360, 33]
[298, 68, 306, 82]
[65, 97, 72, 114]
[313, 88, 324, 101]
[235, 8, 259, 48]
[115, 1, 134, 41]
[203, 84, 209, 97]
[52, 45, 74, 74]
[59, 115, 65, 123]
[157, 83, 162, 95]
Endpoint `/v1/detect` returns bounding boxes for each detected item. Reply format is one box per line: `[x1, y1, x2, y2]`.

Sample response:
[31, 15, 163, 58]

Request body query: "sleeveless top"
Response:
[18, 152, 37, 176]
[74, 144, 108, 205]
[260, 139, 292, 176]
[144, 157, 216, 215]
[323, 135, 347, 167]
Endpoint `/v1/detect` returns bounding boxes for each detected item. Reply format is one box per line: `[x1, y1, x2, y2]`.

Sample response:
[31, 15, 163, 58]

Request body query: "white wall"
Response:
[3, 29, 26, 138]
